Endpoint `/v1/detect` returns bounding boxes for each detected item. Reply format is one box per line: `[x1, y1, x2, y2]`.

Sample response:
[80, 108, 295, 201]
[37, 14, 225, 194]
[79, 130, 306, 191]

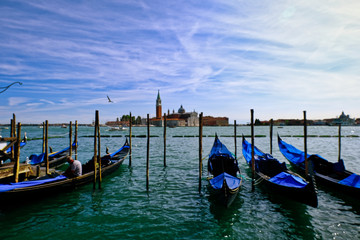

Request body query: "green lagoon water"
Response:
[1, 125, 360, 239]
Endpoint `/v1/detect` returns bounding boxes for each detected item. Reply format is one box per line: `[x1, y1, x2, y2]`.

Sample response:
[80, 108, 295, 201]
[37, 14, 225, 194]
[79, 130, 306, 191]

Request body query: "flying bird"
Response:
[107, 95, 114, 103]
[0, 81, 22, 94]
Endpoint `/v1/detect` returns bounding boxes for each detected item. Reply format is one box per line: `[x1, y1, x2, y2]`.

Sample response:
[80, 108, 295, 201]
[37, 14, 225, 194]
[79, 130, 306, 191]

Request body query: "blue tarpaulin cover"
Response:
[338, 174, 360, 188]
[278, 138, 308, 164]
[278, 138, 325, 164]
[209, 137, 233, 159]
[0, 175, 67, 192]
[29, 142, 77, 165]
[29, 153, 46, 165]
[209, 172, 241, 190]
[269, 172, 307, 188]
[242, 138, 265, 164]
[5, 142, 26, 153]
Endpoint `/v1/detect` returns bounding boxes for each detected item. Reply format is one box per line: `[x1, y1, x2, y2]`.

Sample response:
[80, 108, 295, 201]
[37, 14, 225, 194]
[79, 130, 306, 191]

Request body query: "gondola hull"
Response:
[207, 135, 242, 207]
[288, 160, 360, 199]
[254, 171, 317, 207]
[242, 136, 318, 207]
[278, 136, 360, 199]
[0, 140, 129, 203]
[208, 173, 241, 207]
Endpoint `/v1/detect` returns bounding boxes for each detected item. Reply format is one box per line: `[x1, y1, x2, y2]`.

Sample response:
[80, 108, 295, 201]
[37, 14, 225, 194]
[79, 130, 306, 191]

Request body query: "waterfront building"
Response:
[203, 116, 229, 126]
[166, 106, 199, 127]
[149, 91, 229, 127]
[332, 111, 355, 126]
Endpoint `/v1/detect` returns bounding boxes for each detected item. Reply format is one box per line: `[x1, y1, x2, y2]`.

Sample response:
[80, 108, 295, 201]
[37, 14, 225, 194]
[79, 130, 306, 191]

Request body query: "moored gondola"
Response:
[0, 135, 27, 161]
[0, 138, 130, 203]
[242, 136, 318, 207]
[29, 140, 78, 168]
[207, 135, 242, 207]
[278, 135, 360, 199]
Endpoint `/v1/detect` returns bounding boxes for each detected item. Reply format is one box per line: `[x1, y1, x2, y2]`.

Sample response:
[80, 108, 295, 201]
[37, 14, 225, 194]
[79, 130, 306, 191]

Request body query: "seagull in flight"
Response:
[107, 95, 114, 103]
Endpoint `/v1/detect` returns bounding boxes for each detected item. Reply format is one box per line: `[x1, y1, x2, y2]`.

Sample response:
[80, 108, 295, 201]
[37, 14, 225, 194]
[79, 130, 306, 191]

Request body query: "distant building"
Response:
[332, 111, 355, 126]
[203, 116, 229, 126]
[149, 90, 163, 127]
[166, 105, 199, 127]
[148, 91, 230, 127]
[149, 91, 199, 127]
[105, 117, 128, 126]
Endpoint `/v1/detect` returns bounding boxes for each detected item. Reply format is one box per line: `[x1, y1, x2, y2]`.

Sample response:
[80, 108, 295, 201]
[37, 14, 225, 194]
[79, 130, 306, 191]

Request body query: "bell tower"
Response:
[156, 90, 162, 119]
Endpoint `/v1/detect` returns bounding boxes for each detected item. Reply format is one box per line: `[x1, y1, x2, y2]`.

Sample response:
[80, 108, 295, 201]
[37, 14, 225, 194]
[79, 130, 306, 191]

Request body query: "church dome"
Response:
[178, 105, 185, 114]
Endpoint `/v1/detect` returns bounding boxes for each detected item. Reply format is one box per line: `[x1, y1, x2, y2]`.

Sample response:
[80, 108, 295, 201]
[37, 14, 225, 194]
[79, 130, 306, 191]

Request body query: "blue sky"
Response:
[1, 0, 360, 124]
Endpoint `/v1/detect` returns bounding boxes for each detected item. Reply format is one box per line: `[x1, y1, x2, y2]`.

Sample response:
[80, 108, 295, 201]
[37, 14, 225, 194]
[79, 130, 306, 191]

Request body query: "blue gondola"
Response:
[278, 135, 360, 199]
[0, 138, 130, 203]
[207, 135, 242, 207]
[29, 140, 78, 168]
[242, 136, 317, 207]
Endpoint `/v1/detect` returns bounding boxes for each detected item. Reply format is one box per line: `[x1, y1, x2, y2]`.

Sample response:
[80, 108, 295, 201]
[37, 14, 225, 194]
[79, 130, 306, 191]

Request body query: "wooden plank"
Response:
[0, 137, 17, 141]
[0, 163, 32, 179]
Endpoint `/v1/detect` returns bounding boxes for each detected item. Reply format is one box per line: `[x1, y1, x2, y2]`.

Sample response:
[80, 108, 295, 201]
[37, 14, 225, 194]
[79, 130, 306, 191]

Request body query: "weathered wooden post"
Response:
[338, 124, 341, 162]
[93, 111, 98, 189]
[97, 111, 102, 189]
[198, 112, 203, 194]
[69, 121, 72, 158]
[234, 120, 237, 159]
[270, 119, 273, 155]
[42, 122, 45, 153]
[304, 111, 308, 177]
[45, 120, 49, 175]
[129, 112, 132, 167]
[75, 120, 78, 160]
[164, 113, 167, 167]
[10, 114, 15, 159]
[14, 122, 21, 183]
[146, 114, 150, 191]
[251, 109, 255, 191]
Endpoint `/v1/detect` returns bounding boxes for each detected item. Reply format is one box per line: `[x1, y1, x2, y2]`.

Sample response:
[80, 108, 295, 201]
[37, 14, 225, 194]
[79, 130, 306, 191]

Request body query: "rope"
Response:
[254, 177, 264, 185]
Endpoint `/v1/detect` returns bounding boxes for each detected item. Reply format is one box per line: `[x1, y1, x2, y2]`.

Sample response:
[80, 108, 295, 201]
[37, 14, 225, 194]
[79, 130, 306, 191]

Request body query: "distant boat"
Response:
[61, 124, 67, 128]
[278, 135, 360, 199]
[207, 135, 242, 207]
[107, 126, 128, 131]
[242, 136, 318, 207]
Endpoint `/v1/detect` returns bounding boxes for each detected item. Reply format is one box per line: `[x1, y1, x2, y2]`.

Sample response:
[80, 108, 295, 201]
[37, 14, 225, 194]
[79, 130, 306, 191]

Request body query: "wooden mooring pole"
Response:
[338, 124, 342, 162]
[42, 122, 45, 153]
[270, 119, 273, 155]
[234, 120, 237, 159]
[97, 111, 102, 189]
[304, 111, 308, 177]
[93, 111, 98, 189]
[146, 114, 150, 191]
[14, 122, 21, 183]
[198, 112, 203, 194]
[69, 121, 72, 158]
[75, 121, 78, 160]
[45, 120, 49, 175]
[164, 113, 167, 167]
[10, 114, 15, 159]
[251, 109, 255, 191]
[129, 112, 132, 167]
